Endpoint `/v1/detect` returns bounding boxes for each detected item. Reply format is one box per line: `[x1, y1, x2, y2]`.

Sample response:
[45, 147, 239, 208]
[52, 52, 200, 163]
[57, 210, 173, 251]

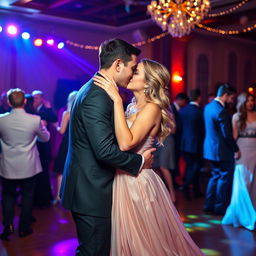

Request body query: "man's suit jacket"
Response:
[203, 100, 239, 161]
[60, 78, 142, 218]
[37, 105, 58, 123]
[180, 103, 204, 154]
[0, 108, 50, 179]
[36, 105, 57, 161]
[170, 103, 181, 146]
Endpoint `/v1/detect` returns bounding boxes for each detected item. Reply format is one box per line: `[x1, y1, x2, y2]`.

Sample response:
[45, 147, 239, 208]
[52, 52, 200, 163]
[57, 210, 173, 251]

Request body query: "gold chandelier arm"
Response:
[180, 5, 197, 17]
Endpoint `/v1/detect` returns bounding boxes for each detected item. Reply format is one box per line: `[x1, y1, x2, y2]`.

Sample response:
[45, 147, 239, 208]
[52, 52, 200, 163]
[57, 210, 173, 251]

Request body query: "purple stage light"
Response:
[46, 39, 54, 46]
[7, 25, 18, 36]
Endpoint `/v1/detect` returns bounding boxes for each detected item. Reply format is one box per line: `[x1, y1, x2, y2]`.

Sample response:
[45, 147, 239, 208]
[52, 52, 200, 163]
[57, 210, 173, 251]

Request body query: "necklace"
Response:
[125, 102, 146, 118]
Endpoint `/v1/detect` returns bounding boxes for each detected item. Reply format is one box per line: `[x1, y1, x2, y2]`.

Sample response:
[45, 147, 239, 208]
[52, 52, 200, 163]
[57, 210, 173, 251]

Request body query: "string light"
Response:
[197, 22, 256, 35]
[207, 0, 249, 18]
[66, 32, 169, 51]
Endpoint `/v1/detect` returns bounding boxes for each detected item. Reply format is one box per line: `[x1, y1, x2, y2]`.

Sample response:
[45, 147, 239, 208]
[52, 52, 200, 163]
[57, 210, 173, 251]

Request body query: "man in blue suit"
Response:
[203, 84, 240, 215]
[180, 89, 204, 200]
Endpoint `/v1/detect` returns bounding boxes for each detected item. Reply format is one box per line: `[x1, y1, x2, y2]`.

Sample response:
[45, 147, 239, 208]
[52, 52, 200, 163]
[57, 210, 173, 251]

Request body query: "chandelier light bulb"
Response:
[148, 0, 211, 38]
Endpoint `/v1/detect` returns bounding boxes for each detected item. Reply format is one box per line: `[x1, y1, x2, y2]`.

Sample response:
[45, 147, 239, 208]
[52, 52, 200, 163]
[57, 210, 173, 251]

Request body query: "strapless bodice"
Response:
[126, 119, 154, 154]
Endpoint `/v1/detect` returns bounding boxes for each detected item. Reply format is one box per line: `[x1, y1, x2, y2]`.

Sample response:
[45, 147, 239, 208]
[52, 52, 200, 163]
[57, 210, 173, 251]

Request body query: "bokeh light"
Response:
[50, 238, 78, 255]
[47, 39, 54, 46]
[57, 42, 65, 49]
[34, 38, 43, 47]
[248, 87, 254, 93]
[7, 25, 18, 36]
[21, 32, 30, 40]
[201, 248, 221, 256]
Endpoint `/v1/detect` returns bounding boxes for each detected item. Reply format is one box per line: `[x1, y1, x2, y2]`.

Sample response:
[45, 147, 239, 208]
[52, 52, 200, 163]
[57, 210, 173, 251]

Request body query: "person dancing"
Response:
[94, 59, 204, 256]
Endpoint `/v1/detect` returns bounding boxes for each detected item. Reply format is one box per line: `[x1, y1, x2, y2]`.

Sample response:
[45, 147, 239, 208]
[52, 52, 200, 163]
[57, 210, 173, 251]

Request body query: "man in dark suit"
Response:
[32, 90, 58, 207]
[203, 84, 240, 215]
[60, 39, 155, 256]
[180, 89, 204, 200]
[170, 93, 188, 187]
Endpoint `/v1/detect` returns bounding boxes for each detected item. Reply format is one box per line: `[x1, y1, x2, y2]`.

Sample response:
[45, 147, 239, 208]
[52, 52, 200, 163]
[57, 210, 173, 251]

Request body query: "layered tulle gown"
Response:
[222, 121, 256, 230]
[111, 121, 204, 256]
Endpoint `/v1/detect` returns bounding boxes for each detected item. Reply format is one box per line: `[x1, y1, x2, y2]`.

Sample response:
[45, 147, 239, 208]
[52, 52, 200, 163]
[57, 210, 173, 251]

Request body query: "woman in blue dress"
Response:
[222, 92, 256, 230]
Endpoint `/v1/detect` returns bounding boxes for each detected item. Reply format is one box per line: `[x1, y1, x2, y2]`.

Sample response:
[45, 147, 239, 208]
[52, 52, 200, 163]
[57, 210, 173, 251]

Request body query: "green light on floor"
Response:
[194, 227, 207, 231]
[202, 214, 211, 218]
[193, 222, 212, 228]
[201, 248, 221, 256]
[208, 220, 222, 225]
[186, 215, 199, 219]
[185, 227, 194, 232]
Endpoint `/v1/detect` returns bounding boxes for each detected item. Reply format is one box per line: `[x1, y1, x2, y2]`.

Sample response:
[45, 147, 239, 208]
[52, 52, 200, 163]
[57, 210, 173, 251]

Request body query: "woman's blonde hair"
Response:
[67, 90, 78, 111]
[236, 92, 254, 131]
[141, 59, 175, 143]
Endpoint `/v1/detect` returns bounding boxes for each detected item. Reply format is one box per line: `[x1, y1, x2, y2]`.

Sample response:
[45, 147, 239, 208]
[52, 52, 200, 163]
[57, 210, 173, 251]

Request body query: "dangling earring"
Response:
[144, 86, 148, 96]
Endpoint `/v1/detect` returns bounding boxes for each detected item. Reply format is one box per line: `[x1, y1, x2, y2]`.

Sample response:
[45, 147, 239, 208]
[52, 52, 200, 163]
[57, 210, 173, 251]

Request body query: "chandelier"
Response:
[147, 0, 211, 38]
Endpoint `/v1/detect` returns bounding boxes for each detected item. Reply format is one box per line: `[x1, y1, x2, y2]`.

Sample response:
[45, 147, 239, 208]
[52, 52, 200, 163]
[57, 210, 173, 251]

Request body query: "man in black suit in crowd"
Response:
[32, 90, 58, 207]
[60, 39, 155, 256]
[170, 93, 189, 186]
[180, 89, 204, 200]
[203, 84, 240, 215]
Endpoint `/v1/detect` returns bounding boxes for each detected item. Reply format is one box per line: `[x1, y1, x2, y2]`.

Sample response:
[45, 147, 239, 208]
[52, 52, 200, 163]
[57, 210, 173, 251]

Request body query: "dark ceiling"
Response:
[1, 0, 256, 41]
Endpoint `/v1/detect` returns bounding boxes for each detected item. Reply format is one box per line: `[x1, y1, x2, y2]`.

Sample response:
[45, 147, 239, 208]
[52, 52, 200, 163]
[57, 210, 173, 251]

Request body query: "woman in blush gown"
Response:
[94, 59, 204, 256]
[222, 92, 256, 230]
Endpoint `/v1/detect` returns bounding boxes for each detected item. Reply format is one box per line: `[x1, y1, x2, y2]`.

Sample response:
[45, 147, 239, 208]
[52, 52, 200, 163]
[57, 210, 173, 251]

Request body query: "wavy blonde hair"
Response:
[236, 92, 254, 131]
[141, 59, 175, 143]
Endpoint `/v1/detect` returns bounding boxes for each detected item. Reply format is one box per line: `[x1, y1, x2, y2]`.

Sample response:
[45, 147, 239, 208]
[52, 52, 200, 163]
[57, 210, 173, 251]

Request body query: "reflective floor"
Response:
[0, 188, 255, 255]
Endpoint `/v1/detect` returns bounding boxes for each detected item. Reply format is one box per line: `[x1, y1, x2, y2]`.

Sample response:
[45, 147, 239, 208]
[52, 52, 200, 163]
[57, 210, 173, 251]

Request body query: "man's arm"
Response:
[218, 110, 239, 152]
[36, 119, 50, 142]
[82, 88, 142, 175]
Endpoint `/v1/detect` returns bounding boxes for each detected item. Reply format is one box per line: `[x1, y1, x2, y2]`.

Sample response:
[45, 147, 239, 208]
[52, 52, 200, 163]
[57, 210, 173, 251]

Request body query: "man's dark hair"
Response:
[190, 89, 201, 101]
[175, 92, 189, 101]
[217, 83, 236, 97]
[99, 39, 141, 69]
[7, 88, 25, 108]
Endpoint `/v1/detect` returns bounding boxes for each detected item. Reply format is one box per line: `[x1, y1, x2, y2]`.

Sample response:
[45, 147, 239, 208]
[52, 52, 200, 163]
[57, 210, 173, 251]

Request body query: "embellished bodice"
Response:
[238, 121, 256, 138]
[125, 100, 155, 154]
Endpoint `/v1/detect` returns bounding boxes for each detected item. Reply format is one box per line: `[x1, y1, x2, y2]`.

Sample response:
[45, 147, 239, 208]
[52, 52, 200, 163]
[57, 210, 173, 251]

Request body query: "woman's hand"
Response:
[93, 73, 122, 103]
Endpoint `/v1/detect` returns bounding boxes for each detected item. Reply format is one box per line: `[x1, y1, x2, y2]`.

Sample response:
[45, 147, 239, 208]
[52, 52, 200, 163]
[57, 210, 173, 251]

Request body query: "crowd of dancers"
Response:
[0, 38, 255, 255]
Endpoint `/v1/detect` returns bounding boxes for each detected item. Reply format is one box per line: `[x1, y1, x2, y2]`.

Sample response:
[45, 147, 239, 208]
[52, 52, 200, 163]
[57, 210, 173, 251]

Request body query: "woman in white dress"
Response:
[222, 92, 256, 230]
[94, 59, 204, 255]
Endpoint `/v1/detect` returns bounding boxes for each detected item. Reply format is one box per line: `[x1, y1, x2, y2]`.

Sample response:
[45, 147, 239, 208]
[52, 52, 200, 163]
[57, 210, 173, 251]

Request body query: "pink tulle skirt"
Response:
[111, 169, 204, 256]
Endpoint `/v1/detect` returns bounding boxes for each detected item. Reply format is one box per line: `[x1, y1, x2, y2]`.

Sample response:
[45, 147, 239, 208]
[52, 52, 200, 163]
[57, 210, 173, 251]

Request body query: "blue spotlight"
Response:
[57, 42, 64, 49]
[21, 32, 30, 40]
[0, 26, 2, 32]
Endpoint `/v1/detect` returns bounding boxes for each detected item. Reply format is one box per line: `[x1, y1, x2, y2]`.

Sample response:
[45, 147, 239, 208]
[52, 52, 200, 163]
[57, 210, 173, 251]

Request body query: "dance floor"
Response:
[0, 187, 255, 255]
